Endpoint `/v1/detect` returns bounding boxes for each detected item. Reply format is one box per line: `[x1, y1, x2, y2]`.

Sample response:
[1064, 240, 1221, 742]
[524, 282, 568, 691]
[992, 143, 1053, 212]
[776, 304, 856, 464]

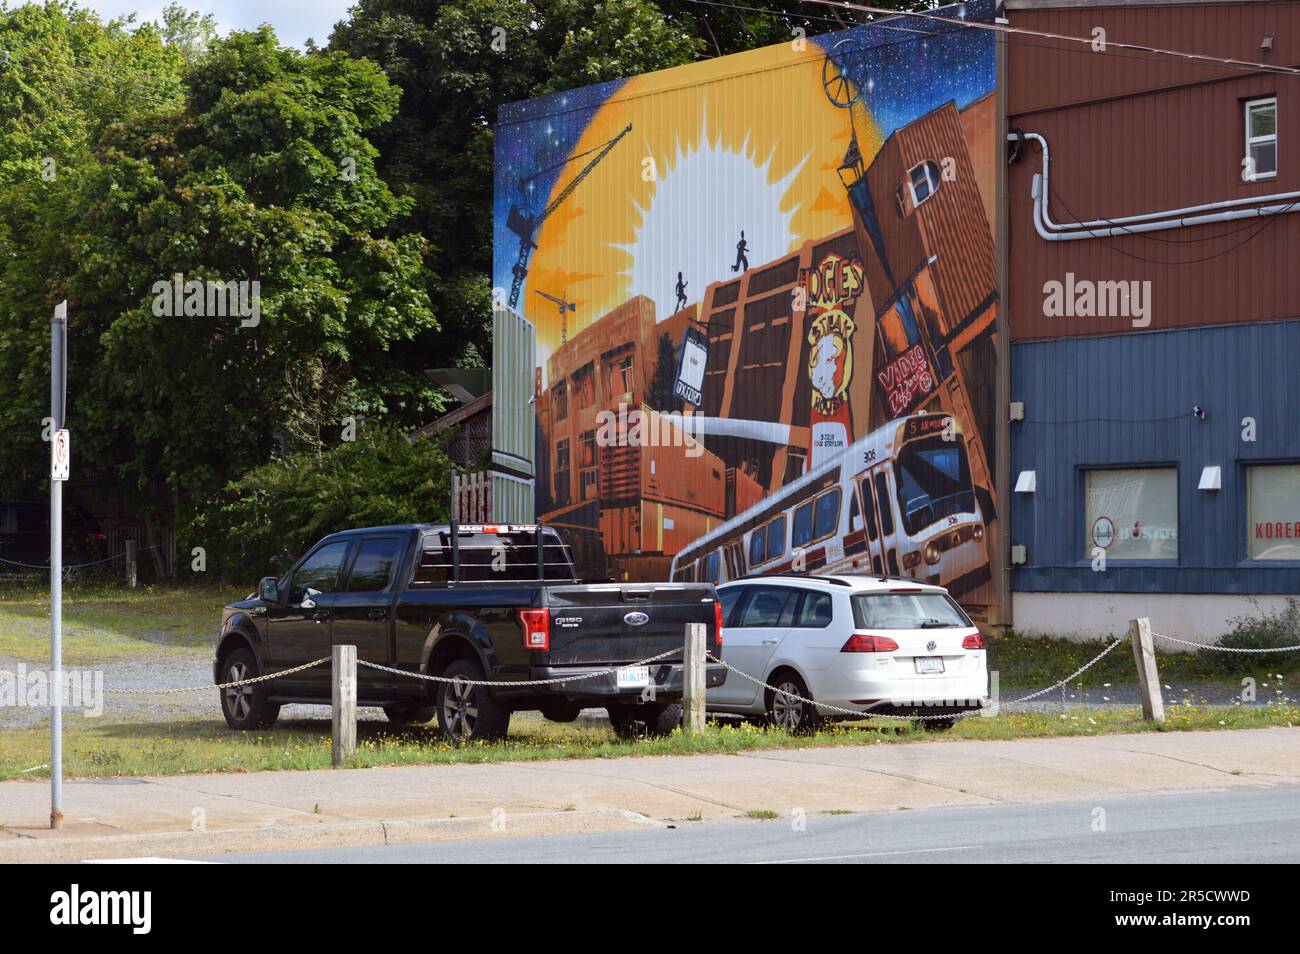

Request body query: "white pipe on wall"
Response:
[1030, 173, 1300, 241]
[1010, 130, 1300, 240]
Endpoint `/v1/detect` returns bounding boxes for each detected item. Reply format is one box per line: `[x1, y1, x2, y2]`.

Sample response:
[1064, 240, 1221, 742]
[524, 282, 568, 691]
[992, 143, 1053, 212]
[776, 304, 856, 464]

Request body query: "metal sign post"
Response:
[50, 300, 67, 830]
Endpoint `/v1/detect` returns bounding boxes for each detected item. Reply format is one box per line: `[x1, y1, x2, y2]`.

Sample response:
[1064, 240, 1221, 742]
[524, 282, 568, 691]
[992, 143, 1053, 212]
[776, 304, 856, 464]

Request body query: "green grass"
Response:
[0, 582, 242, 663]
[986, 630, 1300, 691]
[0, 703, 1294, 782]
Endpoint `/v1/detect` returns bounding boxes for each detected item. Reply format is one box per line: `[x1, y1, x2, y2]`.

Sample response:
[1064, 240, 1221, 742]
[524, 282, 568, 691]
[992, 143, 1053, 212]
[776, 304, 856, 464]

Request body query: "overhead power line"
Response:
[796, 0, 1300, 78]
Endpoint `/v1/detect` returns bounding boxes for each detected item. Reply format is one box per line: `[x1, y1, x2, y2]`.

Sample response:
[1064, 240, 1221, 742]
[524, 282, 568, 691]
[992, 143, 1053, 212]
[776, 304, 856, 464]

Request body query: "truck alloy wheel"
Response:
[219, 647, 280, 731]
[441, 678, 478, 740]
[226, 661, 253, 722]
[435, 657, 510, 743]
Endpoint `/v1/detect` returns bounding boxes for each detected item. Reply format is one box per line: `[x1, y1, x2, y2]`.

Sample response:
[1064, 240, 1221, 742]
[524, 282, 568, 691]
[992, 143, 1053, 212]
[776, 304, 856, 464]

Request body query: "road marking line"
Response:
[753, 844, 982, 864]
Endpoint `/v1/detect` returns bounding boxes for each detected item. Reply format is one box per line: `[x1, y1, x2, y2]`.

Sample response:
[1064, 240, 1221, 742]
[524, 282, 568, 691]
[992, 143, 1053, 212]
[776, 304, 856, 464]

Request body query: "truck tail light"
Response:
[962, 632, 986, 650]
[841, 632, 899, 653]
[714, 600, 724, 647]
[518, 608, 550, 650]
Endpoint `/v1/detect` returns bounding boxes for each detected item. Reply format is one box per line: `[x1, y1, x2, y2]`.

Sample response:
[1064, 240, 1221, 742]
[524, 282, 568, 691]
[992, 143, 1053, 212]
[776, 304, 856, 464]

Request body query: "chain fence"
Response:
[72, 625, 1300, 726]
[102, 657, 332, 695]
[1153, 632, 1300, 653]
[0, 543, 165, 572]
[355, 647, 684, 687]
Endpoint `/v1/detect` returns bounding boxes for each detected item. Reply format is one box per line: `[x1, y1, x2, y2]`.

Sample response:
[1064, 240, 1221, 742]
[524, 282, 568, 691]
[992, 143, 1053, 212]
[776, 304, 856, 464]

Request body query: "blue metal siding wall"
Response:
[1011, 320, 1300, 594]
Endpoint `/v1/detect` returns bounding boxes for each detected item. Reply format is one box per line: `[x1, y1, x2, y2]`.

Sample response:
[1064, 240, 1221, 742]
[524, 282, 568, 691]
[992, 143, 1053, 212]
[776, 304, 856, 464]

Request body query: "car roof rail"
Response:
[732, 572, 852, 587]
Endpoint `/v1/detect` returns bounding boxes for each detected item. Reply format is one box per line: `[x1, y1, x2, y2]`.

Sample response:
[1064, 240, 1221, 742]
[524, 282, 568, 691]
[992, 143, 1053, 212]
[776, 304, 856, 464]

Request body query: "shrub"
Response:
[1192, 599, 1300, 678]
[185, 427, 453, 579]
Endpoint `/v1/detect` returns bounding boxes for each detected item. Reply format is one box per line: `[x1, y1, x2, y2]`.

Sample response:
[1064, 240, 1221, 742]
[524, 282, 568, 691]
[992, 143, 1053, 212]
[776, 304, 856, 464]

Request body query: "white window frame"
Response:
[1245, 462, 1300, 561]
[1245, 97, 1278, 181]
[906, 160, 941, 207]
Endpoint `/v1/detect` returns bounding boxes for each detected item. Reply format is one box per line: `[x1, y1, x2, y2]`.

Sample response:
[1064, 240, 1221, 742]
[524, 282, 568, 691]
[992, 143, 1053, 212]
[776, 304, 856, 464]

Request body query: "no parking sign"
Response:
[51, 428, 69, 481]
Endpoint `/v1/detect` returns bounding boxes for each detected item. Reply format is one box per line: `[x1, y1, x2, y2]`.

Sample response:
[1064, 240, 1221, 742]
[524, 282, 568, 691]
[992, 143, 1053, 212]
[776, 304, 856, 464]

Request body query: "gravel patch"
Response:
[0, 651, 384, 728]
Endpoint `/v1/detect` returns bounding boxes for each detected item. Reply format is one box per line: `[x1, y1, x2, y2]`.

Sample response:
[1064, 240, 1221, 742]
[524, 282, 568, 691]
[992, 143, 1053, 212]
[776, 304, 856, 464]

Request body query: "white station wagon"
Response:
[708, 574, 990, 731]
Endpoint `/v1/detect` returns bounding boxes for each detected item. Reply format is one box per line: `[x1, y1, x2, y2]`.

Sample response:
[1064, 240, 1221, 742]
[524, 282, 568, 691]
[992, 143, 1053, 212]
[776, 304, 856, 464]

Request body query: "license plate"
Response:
[914, 656, 945, 674]
[616, 666, 651, 689]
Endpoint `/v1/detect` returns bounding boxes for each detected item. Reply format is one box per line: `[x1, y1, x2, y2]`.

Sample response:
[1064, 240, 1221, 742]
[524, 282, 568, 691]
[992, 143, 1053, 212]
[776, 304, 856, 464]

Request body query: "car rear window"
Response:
[851, 592, 972, 630]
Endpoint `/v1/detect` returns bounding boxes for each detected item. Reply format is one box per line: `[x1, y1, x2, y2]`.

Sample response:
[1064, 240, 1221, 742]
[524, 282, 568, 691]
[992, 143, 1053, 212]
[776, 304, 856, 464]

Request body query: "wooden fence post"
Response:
[332, 644, 357, 766]
[1128, 617, 1164, 723]
[124, 539, 138, 589]
[683, 623, 706, 734]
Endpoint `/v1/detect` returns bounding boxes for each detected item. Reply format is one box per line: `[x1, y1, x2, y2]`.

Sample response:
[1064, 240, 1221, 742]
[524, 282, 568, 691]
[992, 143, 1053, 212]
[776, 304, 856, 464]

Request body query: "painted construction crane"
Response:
[506, 123, 633, 310]
[533, 289, 577, 346]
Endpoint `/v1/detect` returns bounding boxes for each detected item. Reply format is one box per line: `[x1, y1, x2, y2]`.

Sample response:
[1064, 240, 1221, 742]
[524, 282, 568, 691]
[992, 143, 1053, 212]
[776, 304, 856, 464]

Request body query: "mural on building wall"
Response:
[492, 1, 1002, 618]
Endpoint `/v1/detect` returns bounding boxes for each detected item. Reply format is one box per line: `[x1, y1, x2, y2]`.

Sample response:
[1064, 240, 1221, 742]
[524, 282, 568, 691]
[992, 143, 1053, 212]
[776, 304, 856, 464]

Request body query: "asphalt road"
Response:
[193, 785, 1300, 864]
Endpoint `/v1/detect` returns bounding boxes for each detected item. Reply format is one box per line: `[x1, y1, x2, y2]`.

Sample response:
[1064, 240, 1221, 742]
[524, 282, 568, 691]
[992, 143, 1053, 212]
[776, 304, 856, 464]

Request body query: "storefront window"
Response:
[1247, 463, 1300, 560]
[1083, 468, 1178, 561]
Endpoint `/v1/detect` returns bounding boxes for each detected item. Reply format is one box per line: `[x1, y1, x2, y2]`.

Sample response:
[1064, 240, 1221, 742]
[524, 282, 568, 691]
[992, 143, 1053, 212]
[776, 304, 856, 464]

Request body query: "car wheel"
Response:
[766, 672, 820, 734]
[606, 702, 680, 739]
[383, 703, 435, 726]
[219, 647, 281, 731]
[435, 658, 510, 743]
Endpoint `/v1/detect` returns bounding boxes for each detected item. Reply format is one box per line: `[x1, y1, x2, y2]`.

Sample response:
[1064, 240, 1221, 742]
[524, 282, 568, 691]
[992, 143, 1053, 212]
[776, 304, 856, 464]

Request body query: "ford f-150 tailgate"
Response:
[542, 583, 722, 665]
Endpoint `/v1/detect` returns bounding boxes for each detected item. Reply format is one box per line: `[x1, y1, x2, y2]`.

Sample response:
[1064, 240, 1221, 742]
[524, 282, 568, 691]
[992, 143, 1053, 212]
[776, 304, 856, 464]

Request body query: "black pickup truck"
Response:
[214, 523, 725, 742]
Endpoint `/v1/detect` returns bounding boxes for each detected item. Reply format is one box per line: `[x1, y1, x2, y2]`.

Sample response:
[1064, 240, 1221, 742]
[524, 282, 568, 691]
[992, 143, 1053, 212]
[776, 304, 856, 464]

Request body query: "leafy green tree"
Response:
[192, 427, 453, 577]
[655, 0, 919, 58]
[0, 21, 440, 554]
[0, 1, 187, 186]
[157, 2, 217, 65]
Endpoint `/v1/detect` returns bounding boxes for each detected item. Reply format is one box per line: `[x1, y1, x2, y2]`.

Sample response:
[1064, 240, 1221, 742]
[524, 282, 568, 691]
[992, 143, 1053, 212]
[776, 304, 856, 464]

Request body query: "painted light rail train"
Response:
[670, 413, 989, 594]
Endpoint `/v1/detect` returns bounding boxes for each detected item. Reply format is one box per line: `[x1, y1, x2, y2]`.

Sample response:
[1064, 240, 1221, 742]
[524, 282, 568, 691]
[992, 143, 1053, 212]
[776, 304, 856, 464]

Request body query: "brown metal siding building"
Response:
[1006, 0, 1300, 641]
[1007, 0, 1300, 340]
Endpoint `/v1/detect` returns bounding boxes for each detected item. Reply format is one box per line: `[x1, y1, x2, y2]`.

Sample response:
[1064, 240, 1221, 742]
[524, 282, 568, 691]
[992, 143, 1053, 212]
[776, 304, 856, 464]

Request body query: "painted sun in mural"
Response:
[525, 43, 881, 361]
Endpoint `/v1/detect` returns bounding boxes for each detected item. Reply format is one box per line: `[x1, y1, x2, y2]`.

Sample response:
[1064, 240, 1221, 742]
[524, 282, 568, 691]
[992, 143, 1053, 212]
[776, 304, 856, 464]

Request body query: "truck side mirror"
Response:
[259, 576, 280, 604]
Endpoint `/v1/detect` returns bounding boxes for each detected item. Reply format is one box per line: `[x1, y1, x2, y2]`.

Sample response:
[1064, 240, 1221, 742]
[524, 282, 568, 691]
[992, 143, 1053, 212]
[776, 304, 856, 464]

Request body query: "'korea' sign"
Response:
[51, 428, 70, 481]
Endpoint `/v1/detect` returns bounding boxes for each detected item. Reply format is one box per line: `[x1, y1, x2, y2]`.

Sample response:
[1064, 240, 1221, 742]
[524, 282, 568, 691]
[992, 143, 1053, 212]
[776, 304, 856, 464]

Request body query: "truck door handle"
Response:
[312, 612, 330, 623]
[367, 609, 387, 621]
[761, 638, 779, 645]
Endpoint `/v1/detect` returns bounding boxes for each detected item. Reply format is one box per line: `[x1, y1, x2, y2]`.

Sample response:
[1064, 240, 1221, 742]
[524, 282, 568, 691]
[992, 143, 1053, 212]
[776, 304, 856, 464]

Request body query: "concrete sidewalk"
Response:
[1, 727, 1297, 862]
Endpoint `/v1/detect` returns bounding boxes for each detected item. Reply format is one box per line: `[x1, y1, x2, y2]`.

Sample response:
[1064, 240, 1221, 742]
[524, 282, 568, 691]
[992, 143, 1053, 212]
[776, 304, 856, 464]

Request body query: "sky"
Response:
[81, 0, 356, 49]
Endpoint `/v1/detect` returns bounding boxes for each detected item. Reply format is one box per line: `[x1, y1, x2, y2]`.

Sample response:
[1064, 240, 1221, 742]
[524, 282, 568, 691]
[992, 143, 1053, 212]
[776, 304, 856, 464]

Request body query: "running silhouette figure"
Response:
[731, 231, 749, 273]
[674, 271, 688, 311]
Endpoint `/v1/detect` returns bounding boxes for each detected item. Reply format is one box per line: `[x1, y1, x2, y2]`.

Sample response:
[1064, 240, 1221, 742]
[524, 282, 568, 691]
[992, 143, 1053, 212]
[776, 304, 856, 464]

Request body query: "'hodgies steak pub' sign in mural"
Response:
[492, 0, 1002, 619]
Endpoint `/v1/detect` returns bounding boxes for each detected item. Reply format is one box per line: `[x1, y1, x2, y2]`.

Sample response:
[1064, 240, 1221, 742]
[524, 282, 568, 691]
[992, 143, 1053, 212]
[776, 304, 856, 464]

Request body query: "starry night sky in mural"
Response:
[491, 0, 996, 297]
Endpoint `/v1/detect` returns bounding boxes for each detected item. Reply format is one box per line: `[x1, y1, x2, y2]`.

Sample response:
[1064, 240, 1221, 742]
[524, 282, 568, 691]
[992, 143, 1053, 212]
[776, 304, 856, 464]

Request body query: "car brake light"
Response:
[962, 632, 985, 650]
[518, 608, 550, 650]
[713, 600, 724, 647]
[841, 632, 899, 653]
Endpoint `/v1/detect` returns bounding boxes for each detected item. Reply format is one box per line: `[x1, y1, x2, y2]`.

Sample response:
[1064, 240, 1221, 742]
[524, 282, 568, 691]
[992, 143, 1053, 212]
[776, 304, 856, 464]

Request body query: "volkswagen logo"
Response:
[926, 640, 937, 652]
[624, 611, 650, 626]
